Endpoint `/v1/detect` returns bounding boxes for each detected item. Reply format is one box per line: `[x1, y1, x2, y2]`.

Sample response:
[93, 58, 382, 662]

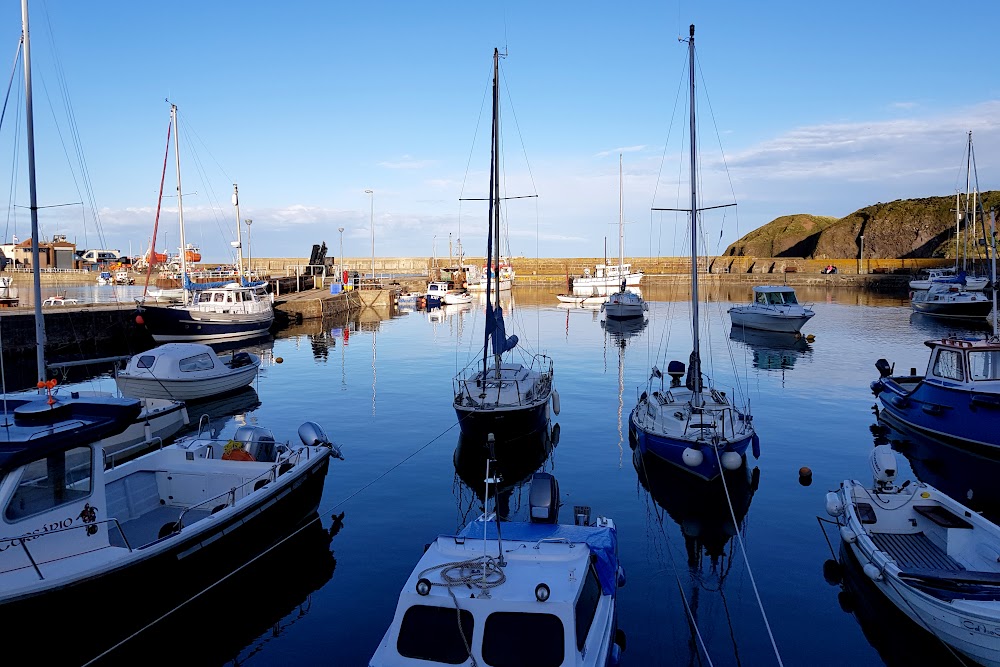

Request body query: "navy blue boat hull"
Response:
[139, 304, 274, 342]
[454, 399, 550, 442]
[628, 409, 757, 481]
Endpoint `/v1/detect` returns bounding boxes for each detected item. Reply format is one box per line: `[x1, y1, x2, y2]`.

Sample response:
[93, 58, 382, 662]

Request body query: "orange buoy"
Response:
[275, 357, 284, 364]
[135, 314, 145, 325]
[799, 466, 812, 478]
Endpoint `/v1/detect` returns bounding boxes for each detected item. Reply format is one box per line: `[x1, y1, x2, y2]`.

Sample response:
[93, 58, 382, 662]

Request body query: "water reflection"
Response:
[69, 512, 340, 666]
[183, 386, 262, 438]
[728, 326, 812, 371]
[452, 425, 557, 525]
[875, 416, 1000, 521]
[825, 542, 956, 667]
[602, 316, 648, 342]
[908, 311, 993, 337]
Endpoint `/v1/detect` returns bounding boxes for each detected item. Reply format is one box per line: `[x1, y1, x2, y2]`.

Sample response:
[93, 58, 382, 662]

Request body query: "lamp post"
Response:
[859, 235, 865, 275]
[338, 226, 345, 283]
[245, 218, 253, 279]
[365, 189, 374, 284]
[432, 235, 437, 268]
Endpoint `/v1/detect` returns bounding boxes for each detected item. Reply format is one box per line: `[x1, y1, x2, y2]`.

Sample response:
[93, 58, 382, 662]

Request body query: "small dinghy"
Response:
[370, 438, 626, 666]
[826, 444, 1000, 667]
[116, 343, 260, 402]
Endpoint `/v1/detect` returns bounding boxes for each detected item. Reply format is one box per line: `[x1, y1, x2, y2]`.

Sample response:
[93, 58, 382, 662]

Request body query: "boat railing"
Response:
[173, 446, 309, 530]
[104, 436, 164, 470]
[2, 517, 133, 580]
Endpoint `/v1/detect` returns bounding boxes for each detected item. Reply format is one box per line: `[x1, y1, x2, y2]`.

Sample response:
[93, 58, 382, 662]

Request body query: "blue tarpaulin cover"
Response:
[457, 520, 619, 595]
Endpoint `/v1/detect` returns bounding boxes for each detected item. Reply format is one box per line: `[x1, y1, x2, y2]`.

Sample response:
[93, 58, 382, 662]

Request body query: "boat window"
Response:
[765, 292, 784, 305]
[213, 293, 225, 303]
[782, 292, 798, 304]
[226, 293, 234, 303]
[969, 350, 1000, 381]
[137, 355, 157, 369]
[482, 612, 564, 667]
[5, 446, 92, 522]
[932, 349, 964, 381]
[755, 292, 766, 305]
[179, 352, 215, 372]
[396, 604, 474, 664]
[575, 560, 603, 651]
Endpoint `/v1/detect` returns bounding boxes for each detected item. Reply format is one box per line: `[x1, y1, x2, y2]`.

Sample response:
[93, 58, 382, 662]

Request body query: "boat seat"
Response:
[914, 505, 973, 529]
[871, 532, 964, 571]
[856, 502, 877, 524]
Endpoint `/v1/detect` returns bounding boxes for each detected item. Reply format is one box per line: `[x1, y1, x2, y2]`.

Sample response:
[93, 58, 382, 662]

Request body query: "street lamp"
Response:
[245, 218, 253, 279]
[432, 235, 437, 268]
[365, 189, 374, 284]
[338, 226, 345, 283]
[859, 234, 865, 275]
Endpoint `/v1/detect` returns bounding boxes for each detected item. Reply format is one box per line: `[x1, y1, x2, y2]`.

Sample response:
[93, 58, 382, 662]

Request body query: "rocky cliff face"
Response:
[725, 192, 1000, 259]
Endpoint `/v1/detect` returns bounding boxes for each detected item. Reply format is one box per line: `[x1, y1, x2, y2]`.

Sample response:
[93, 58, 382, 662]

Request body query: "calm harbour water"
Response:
[49, 283, 999, 666]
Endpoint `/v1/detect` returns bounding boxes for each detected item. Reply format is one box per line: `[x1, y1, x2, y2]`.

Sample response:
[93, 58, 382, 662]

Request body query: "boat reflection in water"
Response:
[875, 414, 1000, 521]
[602, 314, 648, 342]
[908, 310, 993, 337]
[183, 385, 262, 438]
[729, 326, 812, 372]
[69, 512, 340, 666]
[634, 449, 758, 573]
[453, 424, 557, 524]
[823, 541, 956, 667]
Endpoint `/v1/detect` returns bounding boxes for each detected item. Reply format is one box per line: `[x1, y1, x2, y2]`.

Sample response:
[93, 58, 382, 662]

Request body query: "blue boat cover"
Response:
[183, 276, 267, 290]
[458, 520, 619, 595]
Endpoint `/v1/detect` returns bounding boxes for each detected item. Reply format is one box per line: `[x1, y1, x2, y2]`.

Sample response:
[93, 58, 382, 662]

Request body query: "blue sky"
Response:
[1, 1, 998, 262]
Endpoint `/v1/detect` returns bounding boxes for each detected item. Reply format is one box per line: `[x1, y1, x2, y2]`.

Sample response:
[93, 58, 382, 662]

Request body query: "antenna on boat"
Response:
[991, 208, 997, 338]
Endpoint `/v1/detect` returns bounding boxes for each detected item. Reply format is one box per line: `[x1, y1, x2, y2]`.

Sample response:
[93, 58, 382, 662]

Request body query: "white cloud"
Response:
[595, 145, 647, 158]
[377, 155, 436, 169]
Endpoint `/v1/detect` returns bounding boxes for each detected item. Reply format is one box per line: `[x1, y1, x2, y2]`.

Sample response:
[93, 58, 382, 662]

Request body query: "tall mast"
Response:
[232, 183, 244, 280]
[21, 0, 45, 384]
[171, 105, 189, 305]
[618, 153, 624, 281]
[492, 47, 502, 376]
[482, 48, 499, 377]
[991, 208, 997, 337]
[964, 131, 972, 273]
[687, 24, 702, 400]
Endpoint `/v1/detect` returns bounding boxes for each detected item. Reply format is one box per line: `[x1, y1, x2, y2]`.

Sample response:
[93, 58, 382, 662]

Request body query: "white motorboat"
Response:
[910, 282, 992, 319]
[452, 49, 555, 442]
[555, 292, 606, 306]
[827, 444, 1000, 667]
[442, 289, 473, 306]
[568, 264, 643, 296]
[910, 267, 989, 291]
[42, 295, 79, 306]
[96, 270, 113, 285]
[115, 343, 260, 402]
[370, 459, 626, 667]
[728, 285, 815, 333]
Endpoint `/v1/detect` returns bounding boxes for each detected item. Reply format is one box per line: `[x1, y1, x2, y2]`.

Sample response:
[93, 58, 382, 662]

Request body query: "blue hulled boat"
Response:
[872, 336, 1000, 454]
[629, 25, 758, 481]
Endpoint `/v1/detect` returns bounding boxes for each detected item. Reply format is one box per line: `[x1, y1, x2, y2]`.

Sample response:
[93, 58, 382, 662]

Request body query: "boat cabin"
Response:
[752, 285, 801, 306]
[921, 338, 1000, 388]
[190, 284, 271, 314]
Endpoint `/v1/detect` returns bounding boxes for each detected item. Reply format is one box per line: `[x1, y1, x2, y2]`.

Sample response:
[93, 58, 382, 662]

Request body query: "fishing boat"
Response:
[910, 281, 992, 319]
[115, 343, 260, 402]
[452, 49, 556, 441]
[136, 105, 274, 343]
[873, 209, 1000, 452]
[629, 25, 758, 481]
[601, 155, 648, 321]
[466, 257, 514, 292]
[370, 437, 625, 666]
[826, 444, 1000, 667]
[425, 281, 450, 308]
[96, 270, 113, 285]
[728, 285, 815, 333]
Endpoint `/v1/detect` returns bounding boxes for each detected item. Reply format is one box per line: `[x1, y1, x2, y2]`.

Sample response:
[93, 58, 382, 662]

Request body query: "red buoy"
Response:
[135, 315, 145, 325]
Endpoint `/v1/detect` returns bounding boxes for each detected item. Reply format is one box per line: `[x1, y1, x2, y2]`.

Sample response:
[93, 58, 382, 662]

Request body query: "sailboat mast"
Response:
[964, 131, 972, 273]
[21, 0, 45, 384]
[619, 153, 624, 282]
[233, 183, 244, 281]
[687, 24, 702, 399]
[171, 105, 189, 306]
[482, 48, 498, 377]
[492, 48, 503, 377]
[991, 208, 997, 337]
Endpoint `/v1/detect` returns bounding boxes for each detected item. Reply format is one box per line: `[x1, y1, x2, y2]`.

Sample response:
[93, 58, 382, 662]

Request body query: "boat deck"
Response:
[870, 531, 965, 572]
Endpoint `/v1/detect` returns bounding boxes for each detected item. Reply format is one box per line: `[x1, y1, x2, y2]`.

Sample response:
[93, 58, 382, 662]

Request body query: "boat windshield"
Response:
[482, 612, 565, 667]
[396, 605, 474, 663]
[5, 446, 92, 521]
[760, 291, 797, 305]
[969, 350, 1000, 381]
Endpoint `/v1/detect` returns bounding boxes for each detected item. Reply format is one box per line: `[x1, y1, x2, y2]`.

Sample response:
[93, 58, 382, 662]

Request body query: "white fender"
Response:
[551, 389, 560, 416]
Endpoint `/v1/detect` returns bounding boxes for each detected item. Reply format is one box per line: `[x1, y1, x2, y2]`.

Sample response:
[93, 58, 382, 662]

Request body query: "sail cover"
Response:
[487, 305, 518, 355]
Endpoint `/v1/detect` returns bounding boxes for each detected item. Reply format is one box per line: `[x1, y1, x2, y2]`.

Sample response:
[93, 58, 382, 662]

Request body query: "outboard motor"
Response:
[233, 425, 277, 463]
[875, 358, 893, 379]
[298, 421, 344, 459]
[229, 352, 253, 368]
[529, 472, 559, 524]
[870, 444, 897, 492]
[667, 360, 685, 388]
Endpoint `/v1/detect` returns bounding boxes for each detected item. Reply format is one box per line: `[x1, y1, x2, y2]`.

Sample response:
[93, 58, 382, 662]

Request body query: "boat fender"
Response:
[839, 527, 857, 544]
[825, 491, 845, 517]
[416, 578, 432, 596]
[863, 563, 883, 581]
[751, 433, 761, 459]
[720, 451, 742, 471]
[551, 389, 561, 416]
[617, 565, 626, 588]
[822, 559, 843, 586]
[682, 447, 704, 468]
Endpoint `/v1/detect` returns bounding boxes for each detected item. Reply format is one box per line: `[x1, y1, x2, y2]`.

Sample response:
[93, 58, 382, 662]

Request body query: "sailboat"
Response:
[601, 154, 648, 320]
[628, 25, 759, 481]
[452, 49, 556, 441]
[136, 105, 274, 343]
